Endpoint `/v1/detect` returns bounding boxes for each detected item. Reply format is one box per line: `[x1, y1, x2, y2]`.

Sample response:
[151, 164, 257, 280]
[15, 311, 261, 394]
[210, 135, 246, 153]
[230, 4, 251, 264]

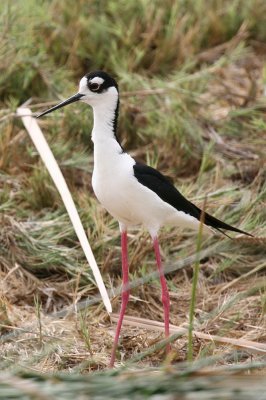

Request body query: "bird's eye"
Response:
[89, 82, 100, 91]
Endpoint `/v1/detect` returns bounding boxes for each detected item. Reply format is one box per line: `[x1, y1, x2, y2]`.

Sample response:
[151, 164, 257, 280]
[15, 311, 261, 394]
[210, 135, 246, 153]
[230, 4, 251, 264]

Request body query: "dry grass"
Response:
[0, 0, 266, 397]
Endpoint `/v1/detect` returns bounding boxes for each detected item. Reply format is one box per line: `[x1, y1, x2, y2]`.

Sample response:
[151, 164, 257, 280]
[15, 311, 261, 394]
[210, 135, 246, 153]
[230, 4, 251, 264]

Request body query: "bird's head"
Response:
[37, 71, 119, 118]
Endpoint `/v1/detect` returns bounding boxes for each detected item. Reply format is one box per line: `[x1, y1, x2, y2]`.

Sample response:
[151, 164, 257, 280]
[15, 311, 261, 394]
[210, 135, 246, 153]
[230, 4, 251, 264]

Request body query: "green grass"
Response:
[0, 0, 266, 396]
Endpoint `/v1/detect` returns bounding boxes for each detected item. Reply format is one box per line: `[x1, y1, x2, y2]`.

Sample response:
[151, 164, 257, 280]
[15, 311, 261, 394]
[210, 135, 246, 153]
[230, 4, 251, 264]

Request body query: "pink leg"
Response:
[109, 230, 129, 367]
[153, 236, 170, 353]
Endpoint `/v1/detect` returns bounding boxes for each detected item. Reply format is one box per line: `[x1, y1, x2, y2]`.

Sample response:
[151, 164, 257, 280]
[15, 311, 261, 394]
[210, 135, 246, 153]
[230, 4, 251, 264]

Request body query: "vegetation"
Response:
[0, 0, 265, 397]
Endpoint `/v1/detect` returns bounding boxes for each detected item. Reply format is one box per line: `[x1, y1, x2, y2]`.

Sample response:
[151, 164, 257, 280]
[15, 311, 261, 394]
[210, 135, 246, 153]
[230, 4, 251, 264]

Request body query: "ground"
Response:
[0, 1, 266, 397]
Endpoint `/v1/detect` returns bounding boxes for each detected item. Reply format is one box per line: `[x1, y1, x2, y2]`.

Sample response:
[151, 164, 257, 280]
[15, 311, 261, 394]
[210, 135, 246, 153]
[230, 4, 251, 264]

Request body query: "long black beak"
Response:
[36, 93, 84, 118]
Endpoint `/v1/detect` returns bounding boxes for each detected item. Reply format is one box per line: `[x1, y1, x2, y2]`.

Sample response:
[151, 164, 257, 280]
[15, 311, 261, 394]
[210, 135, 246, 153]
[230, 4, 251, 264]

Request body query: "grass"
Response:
[0, 0, 266, 396]
[187, 197, 206, 361]
[0, 359, 266, 399]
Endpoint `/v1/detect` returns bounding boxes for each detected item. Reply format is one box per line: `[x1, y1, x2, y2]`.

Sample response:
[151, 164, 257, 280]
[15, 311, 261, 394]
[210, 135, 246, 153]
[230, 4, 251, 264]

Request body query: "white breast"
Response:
[92, 146, 142, 225]
[92, 141, 202, 234]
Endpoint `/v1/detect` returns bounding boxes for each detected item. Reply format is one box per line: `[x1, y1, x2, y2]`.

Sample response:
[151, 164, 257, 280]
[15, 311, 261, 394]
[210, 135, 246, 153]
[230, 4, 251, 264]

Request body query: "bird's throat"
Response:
[91, 98, 121, 147]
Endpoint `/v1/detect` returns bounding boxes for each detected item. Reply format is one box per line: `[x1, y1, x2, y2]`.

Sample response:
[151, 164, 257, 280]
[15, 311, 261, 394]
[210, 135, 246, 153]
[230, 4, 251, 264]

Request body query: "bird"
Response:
[37, 70, 252, 367]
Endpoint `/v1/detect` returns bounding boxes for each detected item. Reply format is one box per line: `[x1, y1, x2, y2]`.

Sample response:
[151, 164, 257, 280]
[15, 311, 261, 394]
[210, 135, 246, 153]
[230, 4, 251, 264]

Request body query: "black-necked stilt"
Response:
[37, 71, 252, 366]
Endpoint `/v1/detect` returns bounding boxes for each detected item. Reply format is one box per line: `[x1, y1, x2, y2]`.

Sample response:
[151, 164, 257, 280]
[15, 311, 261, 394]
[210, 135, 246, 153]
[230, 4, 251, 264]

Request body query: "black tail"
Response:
[201, 210, 253, 237]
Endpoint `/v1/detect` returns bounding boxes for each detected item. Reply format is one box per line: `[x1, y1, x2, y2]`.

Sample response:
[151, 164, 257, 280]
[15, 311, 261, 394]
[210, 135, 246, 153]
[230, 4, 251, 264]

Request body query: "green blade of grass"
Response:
[187, 197, 207, 361]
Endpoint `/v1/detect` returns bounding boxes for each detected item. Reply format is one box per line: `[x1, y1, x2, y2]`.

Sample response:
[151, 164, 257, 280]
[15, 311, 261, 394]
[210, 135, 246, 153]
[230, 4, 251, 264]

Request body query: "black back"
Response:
[133, 163, 252, 236]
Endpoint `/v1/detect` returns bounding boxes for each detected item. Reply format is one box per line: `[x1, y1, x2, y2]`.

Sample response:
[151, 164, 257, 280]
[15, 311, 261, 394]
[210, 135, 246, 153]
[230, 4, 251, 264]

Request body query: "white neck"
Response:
[92, 104, 115, 141]
[90, 93, 123, 170]
[90, 89, 120, 144]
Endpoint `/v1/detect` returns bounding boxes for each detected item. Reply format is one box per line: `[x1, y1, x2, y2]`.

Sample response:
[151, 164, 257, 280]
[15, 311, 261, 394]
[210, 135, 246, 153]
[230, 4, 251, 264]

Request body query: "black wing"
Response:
[133, 162, 252, 237]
